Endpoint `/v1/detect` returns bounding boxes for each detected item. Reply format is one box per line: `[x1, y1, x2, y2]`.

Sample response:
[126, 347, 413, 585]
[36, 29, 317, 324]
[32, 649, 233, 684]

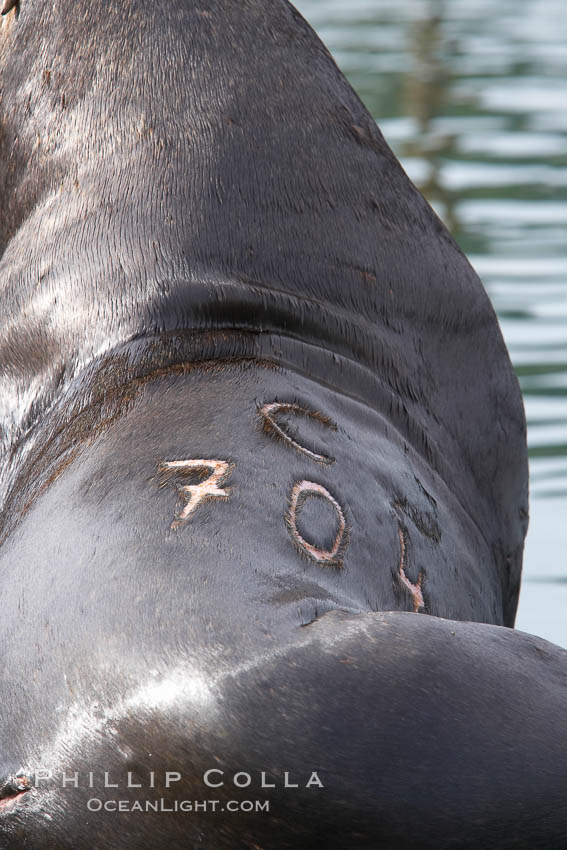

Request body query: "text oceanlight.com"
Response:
[86, 799, 271, 813]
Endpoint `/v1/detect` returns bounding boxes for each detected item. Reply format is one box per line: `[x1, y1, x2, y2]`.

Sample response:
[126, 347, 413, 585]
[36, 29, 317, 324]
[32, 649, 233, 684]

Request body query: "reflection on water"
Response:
[295, 0, 567, 646]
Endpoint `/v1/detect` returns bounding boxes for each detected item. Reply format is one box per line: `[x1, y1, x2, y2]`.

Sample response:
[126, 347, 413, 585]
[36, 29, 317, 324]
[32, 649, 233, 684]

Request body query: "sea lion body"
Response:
[1, 2, 563, 849]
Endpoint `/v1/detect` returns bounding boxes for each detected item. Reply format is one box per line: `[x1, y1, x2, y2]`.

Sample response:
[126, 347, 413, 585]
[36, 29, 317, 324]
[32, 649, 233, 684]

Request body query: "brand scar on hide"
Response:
[286, 480, 349, 568]
[259, 402, 337, 464]
[397, 524, 425, 612]
[1, 0, 18, 16]
[157, 459, 235, 529]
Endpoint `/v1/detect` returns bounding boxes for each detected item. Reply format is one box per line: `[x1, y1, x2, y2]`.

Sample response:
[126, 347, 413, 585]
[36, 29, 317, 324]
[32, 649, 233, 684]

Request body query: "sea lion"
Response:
[1, 1, 564, 848]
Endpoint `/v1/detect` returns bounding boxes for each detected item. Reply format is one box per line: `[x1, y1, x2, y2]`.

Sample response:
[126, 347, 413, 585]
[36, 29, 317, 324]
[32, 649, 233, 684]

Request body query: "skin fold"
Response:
[1, 1, 564, 848]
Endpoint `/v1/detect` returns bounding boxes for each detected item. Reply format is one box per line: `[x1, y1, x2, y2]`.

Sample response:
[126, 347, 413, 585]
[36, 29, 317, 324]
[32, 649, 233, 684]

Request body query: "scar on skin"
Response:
[286, 480, 348, 568]
[158, 459, 235, 529]
[0, 791, 27, 812]
[1, 0, 18, 16]
[397, 524, 425, 612]
[0, 775, 31, 812]
[259, 402, 336, 464]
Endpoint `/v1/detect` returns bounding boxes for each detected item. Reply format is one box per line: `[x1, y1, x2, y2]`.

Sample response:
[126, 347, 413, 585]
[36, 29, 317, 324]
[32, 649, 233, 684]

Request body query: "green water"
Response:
[295, 0, 567, 646]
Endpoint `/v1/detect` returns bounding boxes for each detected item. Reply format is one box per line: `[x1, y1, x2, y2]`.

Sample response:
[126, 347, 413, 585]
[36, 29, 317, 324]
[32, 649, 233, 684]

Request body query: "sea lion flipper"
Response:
[219, 609, 567, 846]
